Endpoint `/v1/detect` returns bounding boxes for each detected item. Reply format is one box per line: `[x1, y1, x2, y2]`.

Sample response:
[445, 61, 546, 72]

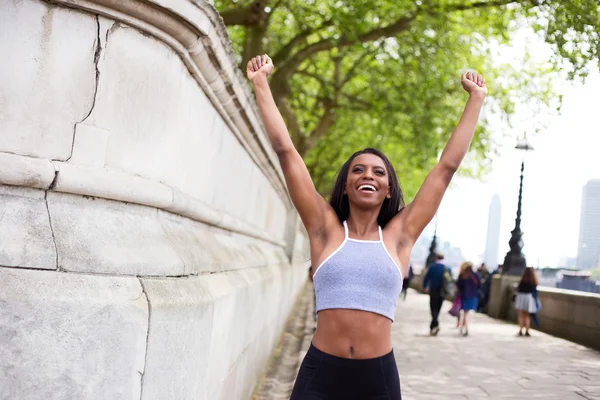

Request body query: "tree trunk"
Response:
[242, 24, 268, 69]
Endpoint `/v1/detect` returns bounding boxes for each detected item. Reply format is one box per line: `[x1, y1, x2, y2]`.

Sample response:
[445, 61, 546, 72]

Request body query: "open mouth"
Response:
[357, 184, 377, 192]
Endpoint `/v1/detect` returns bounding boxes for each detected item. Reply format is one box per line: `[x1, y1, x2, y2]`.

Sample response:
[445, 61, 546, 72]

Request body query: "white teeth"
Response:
[358, 184, 376, 192]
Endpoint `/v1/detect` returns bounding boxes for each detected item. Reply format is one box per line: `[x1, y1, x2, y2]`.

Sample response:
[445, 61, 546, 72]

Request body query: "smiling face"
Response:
[345, 153, 391, 208]
[329, 148, 404, 227]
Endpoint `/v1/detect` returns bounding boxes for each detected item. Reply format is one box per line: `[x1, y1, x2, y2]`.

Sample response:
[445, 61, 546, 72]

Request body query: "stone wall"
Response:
[0, 1, 309, 399]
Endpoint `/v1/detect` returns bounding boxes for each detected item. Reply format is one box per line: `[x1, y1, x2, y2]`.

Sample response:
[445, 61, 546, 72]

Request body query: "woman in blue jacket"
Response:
[457, 262, 481, 336]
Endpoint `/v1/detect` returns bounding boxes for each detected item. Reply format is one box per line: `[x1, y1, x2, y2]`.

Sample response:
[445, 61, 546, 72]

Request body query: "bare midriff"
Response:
[311, 308, 393, 359]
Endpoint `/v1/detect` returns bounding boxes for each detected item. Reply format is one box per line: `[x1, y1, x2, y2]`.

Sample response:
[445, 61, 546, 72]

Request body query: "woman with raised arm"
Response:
[247, 54, 487, 400]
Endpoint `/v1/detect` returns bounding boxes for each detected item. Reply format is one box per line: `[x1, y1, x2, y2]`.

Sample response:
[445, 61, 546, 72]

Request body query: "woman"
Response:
[515, 267, 539, 337]
[456, 262, 481, 336]
[247, 54, 487, 399]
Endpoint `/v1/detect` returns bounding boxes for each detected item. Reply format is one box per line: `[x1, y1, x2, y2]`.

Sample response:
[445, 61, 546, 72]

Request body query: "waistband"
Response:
[308, 343, 395, 367]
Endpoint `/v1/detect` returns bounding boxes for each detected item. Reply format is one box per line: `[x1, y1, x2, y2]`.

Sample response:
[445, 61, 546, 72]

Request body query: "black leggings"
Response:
[290, 343, 402, 400]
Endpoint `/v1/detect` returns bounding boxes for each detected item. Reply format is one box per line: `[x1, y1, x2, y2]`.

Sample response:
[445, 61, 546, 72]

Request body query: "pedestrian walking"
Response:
[456, 262, 481, 336]
[246, 53, 487, 400]
[423, 254, 449, 336]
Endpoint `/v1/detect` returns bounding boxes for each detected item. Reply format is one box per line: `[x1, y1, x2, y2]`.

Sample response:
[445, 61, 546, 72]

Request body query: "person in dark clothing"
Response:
[476, 263, 489, 311]
[478, 264, 501, 312]
[401, 265, 414, 300]
[423, 254, 447, 336]
[456, 262, 481, 336]
[477, 263, 490, 281]
[515, 267, 539, 336]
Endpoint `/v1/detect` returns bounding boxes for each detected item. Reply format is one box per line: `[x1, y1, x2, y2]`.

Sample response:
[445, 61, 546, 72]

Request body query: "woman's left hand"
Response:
[461, 71, 487, 96]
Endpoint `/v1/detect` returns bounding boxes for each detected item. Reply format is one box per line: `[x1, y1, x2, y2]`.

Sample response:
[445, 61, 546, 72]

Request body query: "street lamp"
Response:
[425, 213, 439, 268]
[502, 134, 534, 276]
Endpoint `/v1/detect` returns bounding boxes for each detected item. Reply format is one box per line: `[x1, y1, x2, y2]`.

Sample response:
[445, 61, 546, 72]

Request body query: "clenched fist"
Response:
[247, 54, 274, 82]
[461, 71, 487, 96]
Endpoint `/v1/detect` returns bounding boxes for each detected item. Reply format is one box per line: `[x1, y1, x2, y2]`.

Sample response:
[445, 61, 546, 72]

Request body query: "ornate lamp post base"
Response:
[425, 232, 438, 268]
[503, 242, 527, 276]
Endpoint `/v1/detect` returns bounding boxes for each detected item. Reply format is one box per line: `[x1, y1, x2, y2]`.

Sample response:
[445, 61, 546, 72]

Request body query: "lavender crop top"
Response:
[313, 221, 403, 321]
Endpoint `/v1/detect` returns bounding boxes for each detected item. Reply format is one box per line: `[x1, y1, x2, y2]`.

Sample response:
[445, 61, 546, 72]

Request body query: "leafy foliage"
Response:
[216, 0, 600, 197]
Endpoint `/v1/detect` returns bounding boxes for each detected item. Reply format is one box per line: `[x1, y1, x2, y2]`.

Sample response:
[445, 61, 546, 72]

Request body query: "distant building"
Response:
[409, 232, 432, 272]
[439, 240, 465, 274]
[576, 180, 600, 269]
[484, 194, 502, 270]
[409, 234, 465, 275]
[558, 256, 577, 269]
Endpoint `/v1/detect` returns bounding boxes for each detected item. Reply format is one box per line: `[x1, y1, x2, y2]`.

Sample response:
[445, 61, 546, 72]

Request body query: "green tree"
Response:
[216, 0, 600, 196]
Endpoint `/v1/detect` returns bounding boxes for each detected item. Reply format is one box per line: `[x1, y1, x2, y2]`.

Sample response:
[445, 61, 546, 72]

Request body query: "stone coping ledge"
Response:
[505, 282, 600, 306]
[538, 285, 600, 301]
[0, 152, 285, 247]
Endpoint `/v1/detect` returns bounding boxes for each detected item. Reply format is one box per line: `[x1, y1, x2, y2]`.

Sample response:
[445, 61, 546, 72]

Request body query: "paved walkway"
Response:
[254, 286, 600, 400]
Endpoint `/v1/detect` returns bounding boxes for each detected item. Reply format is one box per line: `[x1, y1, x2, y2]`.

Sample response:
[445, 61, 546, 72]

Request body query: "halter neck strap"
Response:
[343, 221, 383, 243]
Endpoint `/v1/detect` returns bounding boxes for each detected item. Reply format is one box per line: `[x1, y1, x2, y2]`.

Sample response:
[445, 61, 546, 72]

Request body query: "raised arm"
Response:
[399, 72, 487, 242]
[247, 55, 330, 235]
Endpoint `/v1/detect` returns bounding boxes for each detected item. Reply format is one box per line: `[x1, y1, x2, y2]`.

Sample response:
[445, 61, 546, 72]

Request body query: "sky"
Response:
[422, 28, 600, 268]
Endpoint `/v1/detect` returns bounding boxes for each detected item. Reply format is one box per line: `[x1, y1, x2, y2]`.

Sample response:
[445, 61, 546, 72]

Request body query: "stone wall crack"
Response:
[65, 14, 103, 162]
[137, 278, 152, 400]
[48, 162, 59, 190]
[44, 188, 59, 271]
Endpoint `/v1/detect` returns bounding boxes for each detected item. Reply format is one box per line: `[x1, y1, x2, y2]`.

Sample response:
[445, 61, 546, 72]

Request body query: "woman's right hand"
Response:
[246, 54, 274, 82]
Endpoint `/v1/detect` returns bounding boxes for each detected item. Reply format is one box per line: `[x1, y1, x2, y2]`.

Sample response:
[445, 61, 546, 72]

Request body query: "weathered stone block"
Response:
[138, 277, 215, 400]
[156, 209, 288, 275]
[140, 264, 306, 400]
[86, 22, 222, 207]
[0, 268, 148, 400]
[69, 123, 110, 168]
[0, 185, 56, 269]
[0, 0, 97, 160]
[47, 192, 184, 276]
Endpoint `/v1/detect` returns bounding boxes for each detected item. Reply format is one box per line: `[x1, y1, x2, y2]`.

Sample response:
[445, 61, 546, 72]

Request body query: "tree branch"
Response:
[272, 20, 333, 65]
[273, 16, 414, 83]
[333, 56, 342, 89]
[266, 0, 536, 157]
[272, 88, 303, 147]
[435, 0, 532, 13]
[274, 0, 528, 81]
[339, 93, 374, 110]
[297, 70, 329, 89]
[340, 47, 381, 88]
[221, 1, 268, 26]
[309, 144, 344, 194]
[242, 24, 268, 68]
[299, 100, 337, 157]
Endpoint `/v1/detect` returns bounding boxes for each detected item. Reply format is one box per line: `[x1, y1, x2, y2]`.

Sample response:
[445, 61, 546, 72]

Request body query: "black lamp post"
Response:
[502, 136, 534, 276]
[425, 213, 439, 268]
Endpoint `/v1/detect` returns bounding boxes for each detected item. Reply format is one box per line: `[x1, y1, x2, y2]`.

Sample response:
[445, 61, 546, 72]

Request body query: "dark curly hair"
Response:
[329, 148, 404, 227]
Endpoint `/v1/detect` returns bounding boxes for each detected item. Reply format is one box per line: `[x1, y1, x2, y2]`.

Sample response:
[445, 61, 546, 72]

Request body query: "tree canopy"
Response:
[215, 0, 600, 197]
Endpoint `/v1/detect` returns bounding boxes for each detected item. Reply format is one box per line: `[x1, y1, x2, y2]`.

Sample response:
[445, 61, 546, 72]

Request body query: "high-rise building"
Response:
[576, 179, 600, 269]
[484, 194, 502, 270]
